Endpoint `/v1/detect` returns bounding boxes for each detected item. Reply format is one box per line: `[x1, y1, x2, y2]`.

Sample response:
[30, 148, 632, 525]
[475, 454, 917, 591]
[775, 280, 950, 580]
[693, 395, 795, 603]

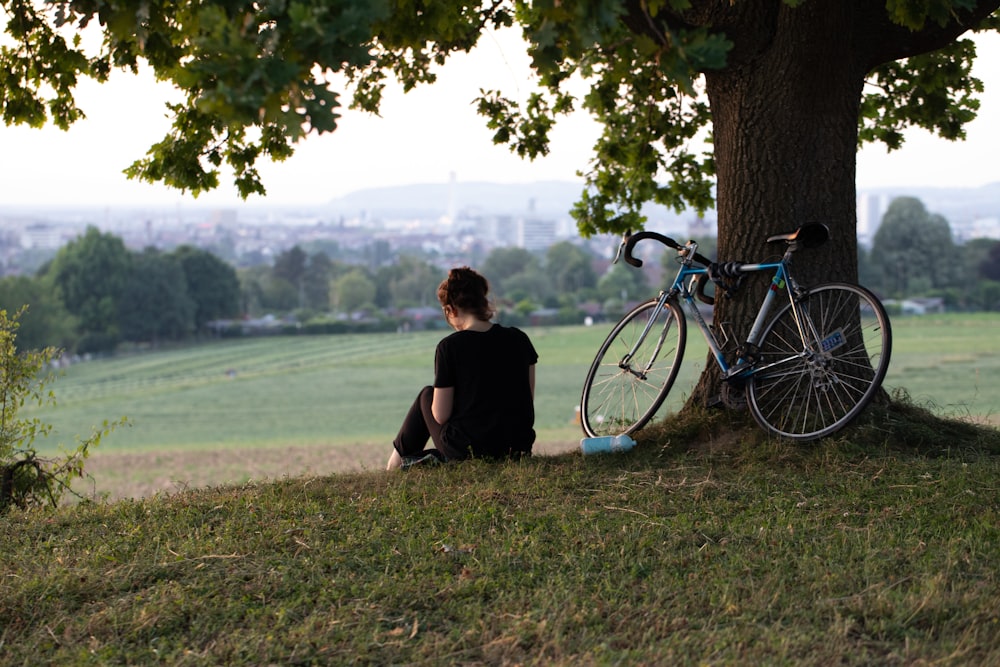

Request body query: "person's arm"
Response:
[432, 386, 454, 424]
[528, 364, 536, 400]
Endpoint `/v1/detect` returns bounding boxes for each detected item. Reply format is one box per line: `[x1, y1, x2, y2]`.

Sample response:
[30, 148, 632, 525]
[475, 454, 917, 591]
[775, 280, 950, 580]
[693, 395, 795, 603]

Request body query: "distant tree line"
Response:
[3, 198, 999, 354]
[859, 197, 1000, 311]
[0, 225, 646, 352]
[238, 239, 651, 331]
[0, 227, 241, 354]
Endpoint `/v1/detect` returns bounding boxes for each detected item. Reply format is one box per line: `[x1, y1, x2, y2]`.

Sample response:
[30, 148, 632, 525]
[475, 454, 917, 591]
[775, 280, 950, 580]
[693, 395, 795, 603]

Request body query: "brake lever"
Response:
[612, 231, 631, 265]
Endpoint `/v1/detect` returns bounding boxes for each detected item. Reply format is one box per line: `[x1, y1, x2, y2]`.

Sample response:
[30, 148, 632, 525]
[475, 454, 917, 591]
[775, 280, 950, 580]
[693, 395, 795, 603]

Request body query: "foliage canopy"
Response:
[3, 1, 998, 235]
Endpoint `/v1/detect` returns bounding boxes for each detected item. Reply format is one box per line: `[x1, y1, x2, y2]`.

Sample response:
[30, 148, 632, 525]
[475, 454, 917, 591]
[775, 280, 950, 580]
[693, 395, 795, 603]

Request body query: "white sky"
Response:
[0, 28, 997, 208]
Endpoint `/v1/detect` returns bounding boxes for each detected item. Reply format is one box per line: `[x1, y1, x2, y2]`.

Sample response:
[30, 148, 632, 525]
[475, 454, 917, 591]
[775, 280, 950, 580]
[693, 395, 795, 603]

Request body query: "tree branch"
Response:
[863, 1, 1000, 69]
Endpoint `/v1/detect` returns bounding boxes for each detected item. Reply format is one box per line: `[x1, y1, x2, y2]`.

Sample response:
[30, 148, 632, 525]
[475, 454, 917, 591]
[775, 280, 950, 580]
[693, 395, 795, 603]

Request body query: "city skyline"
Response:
[0, 28, 998, 209]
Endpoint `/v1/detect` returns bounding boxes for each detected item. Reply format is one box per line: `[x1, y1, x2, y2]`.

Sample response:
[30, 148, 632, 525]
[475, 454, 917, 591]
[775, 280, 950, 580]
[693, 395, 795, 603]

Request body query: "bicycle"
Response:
[580, 223, 892, 441]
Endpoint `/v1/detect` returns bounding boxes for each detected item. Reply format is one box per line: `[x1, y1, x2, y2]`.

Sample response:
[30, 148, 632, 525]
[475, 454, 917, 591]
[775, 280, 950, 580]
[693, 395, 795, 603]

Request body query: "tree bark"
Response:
[689, 2, 871, 405]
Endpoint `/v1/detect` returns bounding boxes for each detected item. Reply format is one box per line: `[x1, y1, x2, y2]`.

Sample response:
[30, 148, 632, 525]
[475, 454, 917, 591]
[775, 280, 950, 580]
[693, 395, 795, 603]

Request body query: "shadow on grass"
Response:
[626, 389, 1000, 473]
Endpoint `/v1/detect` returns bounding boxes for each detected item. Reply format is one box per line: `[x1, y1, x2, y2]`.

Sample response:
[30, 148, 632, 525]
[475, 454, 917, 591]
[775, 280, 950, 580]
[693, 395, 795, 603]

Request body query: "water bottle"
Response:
[580, 434, 637, 455]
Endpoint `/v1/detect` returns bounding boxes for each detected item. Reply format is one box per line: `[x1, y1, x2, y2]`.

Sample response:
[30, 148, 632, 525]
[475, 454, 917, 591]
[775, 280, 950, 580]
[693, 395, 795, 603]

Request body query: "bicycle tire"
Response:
[581, 297, 686, 437]
[746, 282, 892, 441]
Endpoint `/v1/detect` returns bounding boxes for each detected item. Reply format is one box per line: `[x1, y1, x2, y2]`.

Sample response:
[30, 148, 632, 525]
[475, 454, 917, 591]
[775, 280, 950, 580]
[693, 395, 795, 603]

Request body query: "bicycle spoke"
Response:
[581, 299, 687, 437]
[747, 283, 892, 440]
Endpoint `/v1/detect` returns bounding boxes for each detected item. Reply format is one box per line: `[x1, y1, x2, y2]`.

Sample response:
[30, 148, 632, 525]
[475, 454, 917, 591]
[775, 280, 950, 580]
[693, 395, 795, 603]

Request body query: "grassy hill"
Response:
[3, 406, 1000, 665]
[4, 315, 1000, 664]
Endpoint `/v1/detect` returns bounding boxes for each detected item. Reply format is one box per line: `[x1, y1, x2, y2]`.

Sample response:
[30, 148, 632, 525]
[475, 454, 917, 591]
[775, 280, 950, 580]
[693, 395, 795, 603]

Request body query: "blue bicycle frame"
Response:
[627, 240, 795, 383]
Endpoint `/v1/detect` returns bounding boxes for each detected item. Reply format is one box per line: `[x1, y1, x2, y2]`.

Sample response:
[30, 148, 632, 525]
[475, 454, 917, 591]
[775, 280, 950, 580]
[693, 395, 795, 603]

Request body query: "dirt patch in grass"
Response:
[80, 440, 581, 501]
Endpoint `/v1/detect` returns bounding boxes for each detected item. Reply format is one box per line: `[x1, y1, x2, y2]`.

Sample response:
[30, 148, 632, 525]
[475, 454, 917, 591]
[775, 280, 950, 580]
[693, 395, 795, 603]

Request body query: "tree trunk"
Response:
[689, 2, 868, 406]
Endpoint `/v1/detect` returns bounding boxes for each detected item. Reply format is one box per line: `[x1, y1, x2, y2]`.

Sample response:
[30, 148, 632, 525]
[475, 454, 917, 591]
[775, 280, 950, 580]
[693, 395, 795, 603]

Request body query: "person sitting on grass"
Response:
[387, 266, 538, 470]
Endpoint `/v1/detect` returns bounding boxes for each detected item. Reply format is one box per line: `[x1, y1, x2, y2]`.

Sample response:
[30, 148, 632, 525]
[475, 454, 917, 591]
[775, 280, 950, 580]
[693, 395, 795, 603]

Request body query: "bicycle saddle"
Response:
[766, 223, 830, 248]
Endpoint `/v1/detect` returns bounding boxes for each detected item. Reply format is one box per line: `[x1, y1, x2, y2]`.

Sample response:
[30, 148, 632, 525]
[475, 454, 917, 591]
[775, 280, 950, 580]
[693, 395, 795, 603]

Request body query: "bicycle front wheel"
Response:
[747, 282, 892, 440]
[581, 297, 686, 437]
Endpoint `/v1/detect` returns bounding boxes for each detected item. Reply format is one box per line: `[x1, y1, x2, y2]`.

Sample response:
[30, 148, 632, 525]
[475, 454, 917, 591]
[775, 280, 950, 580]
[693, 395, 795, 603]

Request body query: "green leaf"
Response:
[860, 38, 983, 149]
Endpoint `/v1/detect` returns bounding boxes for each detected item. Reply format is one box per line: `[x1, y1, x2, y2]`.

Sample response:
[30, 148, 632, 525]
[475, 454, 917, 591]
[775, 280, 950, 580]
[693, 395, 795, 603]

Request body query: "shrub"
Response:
[1, 307, 125, 513]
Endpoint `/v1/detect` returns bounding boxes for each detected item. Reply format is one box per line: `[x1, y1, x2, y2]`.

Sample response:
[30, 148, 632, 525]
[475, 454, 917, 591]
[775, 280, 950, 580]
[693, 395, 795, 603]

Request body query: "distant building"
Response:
[211, 209, 238, 226]
[857, 192, 888, 246]
[484, 215, 518, 246]
[884, 297, 946, 315]
[20, 223, 65, 250]
[517, 217, 557, 251]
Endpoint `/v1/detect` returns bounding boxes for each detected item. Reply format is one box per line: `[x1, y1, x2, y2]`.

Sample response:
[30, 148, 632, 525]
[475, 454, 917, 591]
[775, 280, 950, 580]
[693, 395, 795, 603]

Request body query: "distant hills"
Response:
[325, 180, 587, 218]
[5, 179, 996, 229]
[864, 181, 1000, 225]
[325, 179, 1000, 226]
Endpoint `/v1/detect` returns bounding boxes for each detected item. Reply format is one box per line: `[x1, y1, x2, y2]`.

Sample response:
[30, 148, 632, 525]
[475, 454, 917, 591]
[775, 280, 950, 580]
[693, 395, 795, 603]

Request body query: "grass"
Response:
[18, 313, 1000, 500]
[4, 315, 1000, 663]
[30, 314, 1000, 453]
[3, 404, 999, 665]
[880, 313, 1000, 423]
[34, 328, 612, 451]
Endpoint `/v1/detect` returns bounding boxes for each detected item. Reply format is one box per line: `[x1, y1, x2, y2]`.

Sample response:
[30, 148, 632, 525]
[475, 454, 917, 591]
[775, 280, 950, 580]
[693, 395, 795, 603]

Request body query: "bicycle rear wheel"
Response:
[747, 282, 892, 440]
[581, 297, 686, 437]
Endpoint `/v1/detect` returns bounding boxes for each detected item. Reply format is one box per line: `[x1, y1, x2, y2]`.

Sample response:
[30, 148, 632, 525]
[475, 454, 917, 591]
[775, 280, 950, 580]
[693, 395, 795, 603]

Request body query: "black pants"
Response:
[393, 386, 460, 461]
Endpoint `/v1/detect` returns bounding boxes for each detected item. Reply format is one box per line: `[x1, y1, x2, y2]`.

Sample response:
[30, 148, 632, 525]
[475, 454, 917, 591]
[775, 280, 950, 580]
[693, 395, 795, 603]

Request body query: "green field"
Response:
[28, 313, 1000, 454]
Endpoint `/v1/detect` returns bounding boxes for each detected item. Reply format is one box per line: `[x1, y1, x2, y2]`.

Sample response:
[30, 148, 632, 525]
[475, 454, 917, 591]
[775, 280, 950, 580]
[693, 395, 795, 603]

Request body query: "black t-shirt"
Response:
[434, 324, 538, 459]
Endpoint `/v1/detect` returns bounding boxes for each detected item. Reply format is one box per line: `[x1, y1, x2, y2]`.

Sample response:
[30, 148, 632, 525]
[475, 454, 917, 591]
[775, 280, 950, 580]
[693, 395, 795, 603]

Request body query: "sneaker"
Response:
[400, 451, 444, 470]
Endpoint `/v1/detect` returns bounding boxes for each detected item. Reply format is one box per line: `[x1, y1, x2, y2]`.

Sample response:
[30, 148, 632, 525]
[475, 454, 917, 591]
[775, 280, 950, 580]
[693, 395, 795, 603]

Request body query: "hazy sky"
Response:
[1, 28, 997, 208]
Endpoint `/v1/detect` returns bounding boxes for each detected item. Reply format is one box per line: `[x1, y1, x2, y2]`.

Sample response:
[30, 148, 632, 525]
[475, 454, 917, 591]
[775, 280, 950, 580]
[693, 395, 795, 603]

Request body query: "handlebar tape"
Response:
[623, 231, 711, 268]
